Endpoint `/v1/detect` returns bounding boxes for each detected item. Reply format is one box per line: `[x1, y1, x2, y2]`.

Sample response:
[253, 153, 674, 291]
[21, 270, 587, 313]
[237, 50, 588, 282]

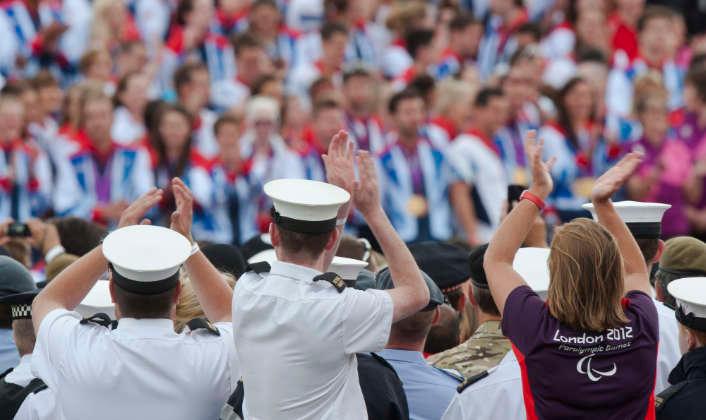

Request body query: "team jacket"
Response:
[0, 139, 52, 220]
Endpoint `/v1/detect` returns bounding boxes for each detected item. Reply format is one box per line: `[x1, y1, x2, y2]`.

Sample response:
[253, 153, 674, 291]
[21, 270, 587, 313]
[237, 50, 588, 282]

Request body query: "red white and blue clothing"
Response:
[477, 9, 528, 80]
[606, 52, 685, 133]
[435, 49, 475, 80]
[58, 141, 154, 223]
[208, 159, 262, 245]
[212, 7, 249, 37]
[211, 76, 251, 112]
[495, 104, 540, 182]
[377, 137, 457, 243]
[345, 20, 386, 69]
[0, 0, 91, 82]
[159, 26, 236, 94]
[381, 39, 412, 79]
[446, 129, 508, 242]
[345, 114, 387, 153]
[0, 139, 52, 221]
[503, 285, 658, 419]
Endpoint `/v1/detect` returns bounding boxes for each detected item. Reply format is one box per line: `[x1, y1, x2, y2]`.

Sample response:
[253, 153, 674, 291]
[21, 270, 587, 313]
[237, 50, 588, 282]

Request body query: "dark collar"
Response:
[668, 346, 706, 384]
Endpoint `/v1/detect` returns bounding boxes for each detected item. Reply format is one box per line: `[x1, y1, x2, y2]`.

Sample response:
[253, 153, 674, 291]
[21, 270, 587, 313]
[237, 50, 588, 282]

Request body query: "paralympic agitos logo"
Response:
[576, 354, 617, 382]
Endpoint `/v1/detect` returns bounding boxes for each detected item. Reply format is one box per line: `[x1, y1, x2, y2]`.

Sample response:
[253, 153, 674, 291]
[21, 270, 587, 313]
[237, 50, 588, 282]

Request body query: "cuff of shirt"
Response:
[370, 289, 394, 352]
[45, 245, 66, 264]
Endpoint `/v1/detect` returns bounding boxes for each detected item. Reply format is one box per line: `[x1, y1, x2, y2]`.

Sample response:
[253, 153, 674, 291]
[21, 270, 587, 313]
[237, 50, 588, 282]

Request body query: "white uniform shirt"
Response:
[442, 351, 525, 420]
[233, 261, 394, 420]
[654, 298, 680, 394]
[5, 355, 58, 420]
[32, 309, 238, 420]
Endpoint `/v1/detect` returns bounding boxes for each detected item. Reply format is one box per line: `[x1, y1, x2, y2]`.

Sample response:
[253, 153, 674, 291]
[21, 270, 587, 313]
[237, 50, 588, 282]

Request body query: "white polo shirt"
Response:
[32, 309, 238, 420]
[233, 260, 393, 420]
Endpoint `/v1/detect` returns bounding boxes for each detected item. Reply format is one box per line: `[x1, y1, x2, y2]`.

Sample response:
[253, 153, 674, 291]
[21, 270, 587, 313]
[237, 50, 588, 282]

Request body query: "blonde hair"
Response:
[174, 271, 236, 333]
[385, 1, 427, 33]
[548, 218, 628, 332]
[433, 79, 476, 116]
[90, 0, 124, 49]
[632, 72, 668, 115]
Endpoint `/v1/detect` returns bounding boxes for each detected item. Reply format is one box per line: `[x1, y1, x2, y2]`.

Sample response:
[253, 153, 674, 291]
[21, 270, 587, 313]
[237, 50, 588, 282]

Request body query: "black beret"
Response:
[201, 244, 248, 279]
[409, 242, 471, 292]
[0, 289, 39, 320]
[468, 244, 489, 289]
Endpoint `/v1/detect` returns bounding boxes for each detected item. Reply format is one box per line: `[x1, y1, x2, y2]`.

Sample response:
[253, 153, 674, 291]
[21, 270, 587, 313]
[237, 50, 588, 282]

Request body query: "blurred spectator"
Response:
[111, 72, 149, 146]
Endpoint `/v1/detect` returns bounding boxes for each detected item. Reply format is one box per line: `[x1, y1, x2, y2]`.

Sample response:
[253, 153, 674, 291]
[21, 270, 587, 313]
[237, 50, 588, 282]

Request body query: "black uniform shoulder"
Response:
[357, 353, 409, 420]
[457, 370, 490, 393]
[80, 312, 117, 329]
[0, 377, 47, 418]
[656, 380, 706, 419]
[187, 318, 221, 336]
[313, 272, 346, 293]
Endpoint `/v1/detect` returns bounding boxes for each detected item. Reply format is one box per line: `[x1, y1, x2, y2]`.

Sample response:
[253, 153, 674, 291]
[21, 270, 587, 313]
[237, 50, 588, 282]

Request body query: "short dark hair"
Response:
[31, 71, 59, 90]
[277, 226, 331, 259]
[637, 5, 677, 32]
[214, 113, 243, 136]
[232, 32, 263, 57]
[321, 22, 348, 42]
[173, 62, 208, 92]
[404, 29, 434, 58]
[251, 0, 278, 12]
[390, 310, 436, 344]
[576, 48, 608, 65]
[12, 319, 35, 356]
[474, 87, 504, 108]
[424, 305, 461, 354]
[655, 269, 679, 309]
[251, 74, 277, 96]
[343, 67, 372, 84]
[449, 14, 477, 32]
[516, 22, 541, 40]
[408, 75, 435, 99]
[686, 67, 706, 104]
[471, 284, 500, 317]
[51, 217, 107, 256]
[636, 238, 660, 265]
[313, 97, 342, 117]
[388, 88, 423, 114]
[111, 273, 179, 319]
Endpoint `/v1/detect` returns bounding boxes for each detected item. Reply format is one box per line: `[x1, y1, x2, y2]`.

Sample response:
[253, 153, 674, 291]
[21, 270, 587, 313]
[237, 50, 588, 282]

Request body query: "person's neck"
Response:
[386, 338, 425, 352]
[502, 7, 521, 25]
[398, 131, 418, 147]
[321, 58, 339, 74]
[166, 147, 183, 164]
[476, 310, 501, 326]
[348, 105, 369, 119]
[278, 254, 326, 272]
[93, 137, 113, 153]
[571, 116, 588, 131]
[222, 158, 242, 173]
[128, 105, 143, 121]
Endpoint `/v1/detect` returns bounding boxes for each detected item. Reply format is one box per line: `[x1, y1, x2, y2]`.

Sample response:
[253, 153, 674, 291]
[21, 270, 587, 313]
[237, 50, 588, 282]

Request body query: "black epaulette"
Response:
[655, 382, 687, 412]
[0, 368, 12, 380]
[187, 318, 220, 336]
[80, 313, 117, 329]
[457, 370, 490, 393]
[249, 262, 271, 275]
[434, 366, 464, 382]
[313, 272, 346, 293]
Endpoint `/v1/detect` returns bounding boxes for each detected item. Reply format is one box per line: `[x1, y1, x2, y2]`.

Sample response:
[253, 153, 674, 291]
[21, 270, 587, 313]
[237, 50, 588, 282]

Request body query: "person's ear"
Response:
[324, 228, 340, 251]
[653, 240, 665, 265]
[269, 223, 280, 247]
[173, 281, 182, 304]
[108, 277, 116, 303]
[432, 306, 441, 325]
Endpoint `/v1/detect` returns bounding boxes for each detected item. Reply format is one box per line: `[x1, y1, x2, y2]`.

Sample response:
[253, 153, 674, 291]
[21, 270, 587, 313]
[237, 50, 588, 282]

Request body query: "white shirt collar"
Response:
[269, 260, 322, 282]
[115, 318, 178, 338]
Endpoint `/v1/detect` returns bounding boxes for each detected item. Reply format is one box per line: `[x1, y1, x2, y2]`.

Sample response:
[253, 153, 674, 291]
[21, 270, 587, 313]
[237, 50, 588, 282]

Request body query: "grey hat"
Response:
[0, 256, 35, 297]
[373, 267, 445, 311]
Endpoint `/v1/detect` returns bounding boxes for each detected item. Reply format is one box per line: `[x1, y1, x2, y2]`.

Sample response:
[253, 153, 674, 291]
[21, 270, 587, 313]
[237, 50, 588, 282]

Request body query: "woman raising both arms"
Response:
[484, 131, 658, 419]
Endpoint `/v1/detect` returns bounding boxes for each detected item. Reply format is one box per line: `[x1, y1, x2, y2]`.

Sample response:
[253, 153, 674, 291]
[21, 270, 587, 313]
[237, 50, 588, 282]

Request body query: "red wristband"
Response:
[520, 190, 545, 211]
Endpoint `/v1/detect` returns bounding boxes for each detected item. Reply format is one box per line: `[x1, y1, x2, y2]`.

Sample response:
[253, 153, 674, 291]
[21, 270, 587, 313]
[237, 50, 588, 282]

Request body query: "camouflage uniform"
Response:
[427, 320, 510, 380]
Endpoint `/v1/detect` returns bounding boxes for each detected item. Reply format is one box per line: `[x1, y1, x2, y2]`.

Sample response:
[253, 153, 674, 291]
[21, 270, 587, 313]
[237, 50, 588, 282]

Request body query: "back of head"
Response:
[548, 219, 627, 332]
[51, 217, 107, 256]
[424, 304, 460, 354]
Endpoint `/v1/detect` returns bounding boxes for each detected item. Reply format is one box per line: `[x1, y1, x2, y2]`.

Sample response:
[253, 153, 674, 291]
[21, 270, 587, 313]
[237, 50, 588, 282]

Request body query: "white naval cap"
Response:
[667, 277, 706, 332]
[265, 179, 350, 234]
[582, 201, 671, 239]
[76, 280, 115, 319]
[513, 247, 550, 299]
[103, 225, 191, 294]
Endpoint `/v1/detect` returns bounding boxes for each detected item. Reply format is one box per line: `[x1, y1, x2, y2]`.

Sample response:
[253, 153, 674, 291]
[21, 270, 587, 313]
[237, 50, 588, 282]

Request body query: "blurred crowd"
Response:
[2, 0, 706, 245]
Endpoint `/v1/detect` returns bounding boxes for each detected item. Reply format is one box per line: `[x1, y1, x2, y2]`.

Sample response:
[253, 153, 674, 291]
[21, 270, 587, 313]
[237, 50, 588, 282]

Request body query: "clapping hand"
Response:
[118, 189, 163, 228]
[353, 151, 381, 216]
[591, 152, 643, 203]
[322, 130, 356, 196]
[525, 130, 556, 200]
[170, 178, 194, 242]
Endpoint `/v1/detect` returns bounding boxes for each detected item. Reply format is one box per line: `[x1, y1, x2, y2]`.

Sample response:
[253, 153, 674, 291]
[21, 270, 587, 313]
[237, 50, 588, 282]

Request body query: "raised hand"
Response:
[353, 151, 381, 216]
[322, 130, 356, 195]
[117, 189, 163, 228]
[525, 130, 556, 200]
[591, 152, 643, 203]
[170, 178, 194, 242]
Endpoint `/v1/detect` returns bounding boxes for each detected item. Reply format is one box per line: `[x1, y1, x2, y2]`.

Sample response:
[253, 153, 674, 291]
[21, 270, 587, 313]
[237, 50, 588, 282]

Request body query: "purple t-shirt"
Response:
[502, 286, 658, 419]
